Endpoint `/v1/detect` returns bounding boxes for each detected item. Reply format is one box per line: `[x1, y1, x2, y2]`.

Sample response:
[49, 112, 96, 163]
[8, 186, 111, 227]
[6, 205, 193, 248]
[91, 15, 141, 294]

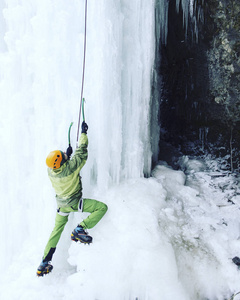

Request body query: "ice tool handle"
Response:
[82, 98, 85, 122]
[68, 122, 73, 146]
[75, 98, 86, 149]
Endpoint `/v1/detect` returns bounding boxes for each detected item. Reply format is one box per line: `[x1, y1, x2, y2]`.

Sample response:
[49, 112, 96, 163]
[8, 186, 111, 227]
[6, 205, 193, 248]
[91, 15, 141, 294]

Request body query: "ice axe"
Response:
[68, 122, 73, 146]
[66, 122, 74, 158]
[82, 98, 86, 122]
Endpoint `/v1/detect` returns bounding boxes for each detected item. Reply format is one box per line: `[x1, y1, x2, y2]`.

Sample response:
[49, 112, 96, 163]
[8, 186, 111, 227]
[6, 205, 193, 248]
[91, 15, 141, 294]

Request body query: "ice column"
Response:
[176, 0, 204, 41]
[83, 0, 156, 192]
[155, 0, 169, 45]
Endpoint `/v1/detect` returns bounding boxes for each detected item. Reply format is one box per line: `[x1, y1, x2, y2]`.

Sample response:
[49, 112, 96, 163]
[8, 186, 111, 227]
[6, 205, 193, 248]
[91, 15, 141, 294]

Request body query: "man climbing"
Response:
[36, 121, 108, 277]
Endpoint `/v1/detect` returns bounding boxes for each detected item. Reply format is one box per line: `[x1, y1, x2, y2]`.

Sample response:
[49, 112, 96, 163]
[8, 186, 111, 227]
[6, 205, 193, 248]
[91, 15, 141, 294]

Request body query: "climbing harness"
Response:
[56, 198, 83, 216]
[78, 198, 83, 212]
[76, 0, 88, 145]
[57, 208, 70, 217]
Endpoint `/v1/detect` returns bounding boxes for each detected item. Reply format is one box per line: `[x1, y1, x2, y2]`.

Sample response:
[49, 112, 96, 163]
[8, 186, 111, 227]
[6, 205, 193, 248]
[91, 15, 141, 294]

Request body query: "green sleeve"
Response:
[68, 133, 88, 171]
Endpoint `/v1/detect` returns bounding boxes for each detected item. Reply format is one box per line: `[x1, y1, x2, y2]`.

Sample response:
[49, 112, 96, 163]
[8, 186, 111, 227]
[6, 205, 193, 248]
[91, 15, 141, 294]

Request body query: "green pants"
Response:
[43, 198, 108, 261]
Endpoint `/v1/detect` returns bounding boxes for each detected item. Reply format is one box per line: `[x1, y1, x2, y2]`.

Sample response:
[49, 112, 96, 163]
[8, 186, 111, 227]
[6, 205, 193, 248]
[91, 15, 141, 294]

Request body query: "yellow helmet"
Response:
[46, 150, 63, 169]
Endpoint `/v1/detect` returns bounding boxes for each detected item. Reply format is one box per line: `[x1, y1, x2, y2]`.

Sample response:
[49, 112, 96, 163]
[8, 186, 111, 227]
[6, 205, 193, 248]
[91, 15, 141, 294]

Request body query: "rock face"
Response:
[156, 0, 240, 171]
[207, 0, 240, 127]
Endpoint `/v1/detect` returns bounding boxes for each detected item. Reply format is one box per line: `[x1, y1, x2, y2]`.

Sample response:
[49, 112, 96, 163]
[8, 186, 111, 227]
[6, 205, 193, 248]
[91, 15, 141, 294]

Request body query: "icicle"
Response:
[176, 0, 181, 13]
[155, 0, 169, 45]
[199, 127, 209, 151]
[156, 0, 204, 45]
[174, 0, 204, 43]
[190, 0, 194, 17]
[181, 0, 189, 38]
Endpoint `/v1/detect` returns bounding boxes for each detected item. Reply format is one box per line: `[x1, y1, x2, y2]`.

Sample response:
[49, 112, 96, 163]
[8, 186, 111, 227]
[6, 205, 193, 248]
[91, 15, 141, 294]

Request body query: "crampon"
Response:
[71, 225, 92, 244]
[36, 261, 53, 277]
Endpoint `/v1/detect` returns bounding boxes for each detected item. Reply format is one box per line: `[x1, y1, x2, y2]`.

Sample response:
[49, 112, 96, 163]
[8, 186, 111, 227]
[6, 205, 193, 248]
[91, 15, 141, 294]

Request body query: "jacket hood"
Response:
[48, 162, 67, 175]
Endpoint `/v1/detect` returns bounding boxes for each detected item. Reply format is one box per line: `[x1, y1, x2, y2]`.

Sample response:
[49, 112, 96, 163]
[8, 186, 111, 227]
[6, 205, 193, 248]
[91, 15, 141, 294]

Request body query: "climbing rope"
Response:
[76, 0, 88, 145]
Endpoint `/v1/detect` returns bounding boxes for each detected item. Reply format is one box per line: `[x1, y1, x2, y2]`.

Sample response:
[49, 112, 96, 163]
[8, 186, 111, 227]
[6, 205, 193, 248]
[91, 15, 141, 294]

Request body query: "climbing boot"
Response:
[71, 225, 92, 244]
[36, 261, 53, 277]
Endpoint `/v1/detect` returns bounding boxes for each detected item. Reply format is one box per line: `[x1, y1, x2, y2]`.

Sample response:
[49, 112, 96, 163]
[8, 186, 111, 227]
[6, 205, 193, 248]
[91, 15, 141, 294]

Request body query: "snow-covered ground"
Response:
[1, 156, 240, 300]
[0, 1, 240, 300]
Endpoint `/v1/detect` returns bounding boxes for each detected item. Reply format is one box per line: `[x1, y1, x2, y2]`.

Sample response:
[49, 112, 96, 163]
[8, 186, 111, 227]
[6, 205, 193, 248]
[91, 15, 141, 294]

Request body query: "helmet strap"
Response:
[60, 151, 67, 166]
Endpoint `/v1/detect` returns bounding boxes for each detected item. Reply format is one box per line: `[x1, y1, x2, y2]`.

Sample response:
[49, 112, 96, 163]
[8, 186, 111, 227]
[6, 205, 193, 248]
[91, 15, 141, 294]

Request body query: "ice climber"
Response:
[36, 121, 108, 277]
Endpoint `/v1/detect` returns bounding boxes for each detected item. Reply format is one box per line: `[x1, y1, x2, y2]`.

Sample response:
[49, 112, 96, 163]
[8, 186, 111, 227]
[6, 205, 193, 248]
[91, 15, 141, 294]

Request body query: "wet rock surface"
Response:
[156, 0, 240, 171]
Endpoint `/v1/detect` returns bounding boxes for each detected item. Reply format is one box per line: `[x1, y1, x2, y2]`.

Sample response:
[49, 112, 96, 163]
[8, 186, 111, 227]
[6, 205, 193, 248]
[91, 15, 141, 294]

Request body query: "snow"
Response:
[0, 1, 240, 300]
[1, 160, 240, 300]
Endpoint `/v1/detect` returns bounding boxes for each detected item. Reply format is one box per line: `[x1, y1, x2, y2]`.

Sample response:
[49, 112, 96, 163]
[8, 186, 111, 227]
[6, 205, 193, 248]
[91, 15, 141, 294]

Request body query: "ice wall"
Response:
[84, 0, 156, 189]
[0, 0, 204, 275]
[0, 0, 155, 271]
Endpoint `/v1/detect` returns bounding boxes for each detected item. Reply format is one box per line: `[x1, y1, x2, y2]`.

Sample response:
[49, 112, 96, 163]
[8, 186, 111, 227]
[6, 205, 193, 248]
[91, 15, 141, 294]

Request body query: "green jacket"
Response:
[47, 133, 88, 208]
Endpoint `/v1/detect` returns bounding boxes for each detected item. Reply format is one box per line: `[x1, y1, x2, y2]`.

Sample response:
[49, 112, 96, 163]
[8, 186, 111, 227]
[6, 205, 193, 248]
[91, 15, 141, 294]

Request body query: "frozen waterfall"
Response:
[1, 1, 240, 300]
[0, 0, 156, 278]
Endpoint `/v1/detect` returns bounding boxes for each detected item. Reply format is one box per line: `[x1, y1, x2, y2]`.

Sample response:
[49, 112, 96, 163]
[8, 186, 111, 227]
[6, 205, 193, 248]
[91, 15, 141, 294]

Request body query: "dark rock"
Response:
[154, 0, 240, 172]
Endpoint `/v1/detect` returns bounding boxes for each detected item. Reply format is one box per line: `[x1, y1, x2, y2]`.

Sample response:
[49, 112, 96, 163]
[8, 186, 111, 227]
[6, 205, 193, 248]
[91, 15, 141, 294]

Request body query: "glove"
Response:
[81, 121, 88, 134]
[66, 145, 73, 158]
